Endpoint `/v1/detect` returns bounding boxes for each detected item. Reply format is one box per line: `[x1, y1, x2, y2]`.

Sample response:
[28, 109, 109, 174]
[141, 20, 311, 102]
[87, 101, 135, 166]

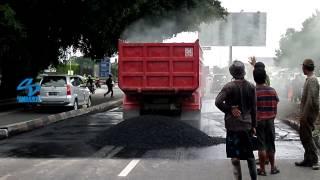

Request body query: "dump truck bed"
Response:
[118, 40, 201, 94]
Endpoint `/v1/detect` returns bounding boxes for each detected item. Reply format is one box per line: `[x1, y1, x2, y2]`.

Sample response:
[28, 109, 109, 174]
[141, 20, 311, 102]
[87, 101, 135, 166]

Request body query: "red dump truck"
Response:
[118, 40, 204, 124]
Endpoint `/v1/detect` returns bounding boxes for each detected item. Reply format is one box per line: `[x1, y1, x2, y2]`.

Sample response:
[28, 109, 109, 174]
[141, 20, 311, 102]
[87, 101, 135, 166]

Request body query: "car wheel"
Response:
[87, 97, 92, 107]
[73, 99, 78, 110]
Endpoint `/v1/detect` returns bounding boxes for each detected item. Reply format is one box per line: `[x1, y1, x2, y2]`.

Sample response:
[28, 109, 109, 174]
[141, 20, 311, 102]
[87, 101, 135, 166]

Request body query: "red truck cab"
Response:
[118, 40, 204, 125]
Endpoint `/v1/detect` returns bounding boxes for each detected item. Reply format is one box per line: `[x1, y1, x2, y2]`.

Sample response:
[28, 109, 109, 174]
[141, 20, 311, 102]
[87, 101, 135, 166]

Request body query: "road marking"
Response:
[92, 146, 124, 158]
[106, 146, 123, 158]
[92, 146, 116, 158]
[0, 110, 20, 116]
[118, 159, 140, 177]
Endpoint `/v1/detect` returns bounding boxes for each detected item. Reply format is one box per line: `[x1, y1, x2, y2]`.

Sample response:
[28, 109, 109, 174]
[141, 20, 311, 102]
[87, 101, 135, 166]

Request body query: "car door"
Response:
[78, 77, 86, 105]
[75, 77, 86, 105]
[79, 77, 90, 104]
[70, 77, 81, 104]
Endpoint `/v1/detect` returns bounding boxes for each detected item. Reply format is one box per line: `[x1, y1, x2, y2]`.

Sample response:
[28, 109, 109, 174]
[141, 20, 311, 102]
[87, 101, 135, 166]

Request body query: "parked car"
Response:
[38, 75, 91, 110]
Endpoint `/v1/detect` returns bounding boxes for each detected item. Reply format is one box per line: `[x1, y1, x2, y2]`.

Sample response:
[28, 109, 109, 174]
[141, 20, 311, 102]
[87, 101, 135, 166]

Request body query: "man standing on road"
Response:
[215, 60, 257, 180]
[249, 57, 272, 166]
[104, 74, 114, 98]
[295, 59, 320, 170]
[253, 68, 280, 176]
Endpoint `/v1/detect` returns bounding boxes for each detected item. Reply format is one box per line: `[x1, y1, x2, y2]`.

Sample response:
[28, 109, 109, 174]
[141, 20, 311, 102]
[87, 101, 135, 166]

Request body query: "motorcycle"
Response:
[95, 80, 101, 88]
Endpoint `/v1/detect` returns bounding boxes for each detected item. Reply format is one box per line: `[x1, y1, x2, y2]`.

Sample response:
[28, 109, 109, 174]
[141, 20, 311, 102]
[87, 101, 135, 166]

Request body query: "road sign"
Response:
[199, 12, 267, 46]
[100, 58, 111, 77]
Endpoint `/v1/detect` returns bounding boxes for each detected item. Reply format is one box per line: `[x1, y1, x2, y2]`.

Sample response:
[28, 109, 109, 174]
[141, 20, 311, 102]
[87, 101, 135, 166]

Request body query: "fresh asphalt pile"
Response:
[90, 115, 225, 149]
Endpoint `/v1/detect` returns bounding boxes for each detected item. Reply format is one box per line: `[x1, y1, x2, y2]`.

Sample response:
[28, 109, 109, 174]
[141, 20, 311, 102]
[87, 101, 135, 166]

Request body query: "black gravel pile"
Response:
[90, 115, 225, 149]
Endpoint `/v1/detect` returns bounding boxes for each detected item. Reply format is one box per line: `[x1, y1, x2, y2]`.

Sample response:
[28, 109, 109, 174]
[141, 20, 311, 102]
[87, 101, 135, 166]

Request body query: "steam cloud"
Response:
[121, 18, 179, 42]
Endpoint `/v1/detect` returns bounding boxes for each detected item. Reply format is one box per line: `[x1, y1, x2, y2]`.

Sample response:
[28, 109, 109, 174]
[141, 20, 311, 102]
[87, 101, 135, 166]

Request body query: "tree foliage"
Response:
[275, 11, 320, 68]
[0, 0, 226, 98]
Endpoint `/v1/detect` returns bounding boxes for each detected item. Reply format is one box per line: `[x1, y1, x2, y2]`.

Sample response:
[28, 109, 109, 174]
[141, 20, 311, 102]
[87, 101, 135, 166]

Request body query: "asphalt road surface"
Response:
[0, 96, 319, 180]
[0, 86, 122, 127]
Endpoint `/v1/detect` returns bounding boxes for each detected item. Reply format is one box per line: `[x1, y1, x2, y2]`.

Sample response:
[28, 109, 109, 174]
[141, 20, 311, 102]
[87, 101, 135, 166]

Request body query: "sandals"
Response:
[257, 169, 267, 176]
[271, 167, 280, 174]
[255, 159, 269, 165]
[257, 167, 280, 176]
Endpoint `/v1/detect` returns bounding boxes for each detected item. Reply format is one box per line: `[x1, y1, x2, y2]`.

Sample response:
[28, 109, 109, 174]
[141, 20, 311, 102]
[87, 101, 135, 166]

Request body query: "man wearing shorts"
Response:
[253, 68, 280, 176]
[216, 60, 257, 180]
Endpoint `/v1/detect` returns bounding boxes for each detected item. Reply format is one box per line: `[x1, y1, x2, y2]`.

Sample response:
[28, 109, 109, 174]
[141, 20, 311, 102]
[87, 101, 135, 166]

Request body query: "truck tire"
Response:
[123, 109, 140, 120]
[180, 110, 201, 129]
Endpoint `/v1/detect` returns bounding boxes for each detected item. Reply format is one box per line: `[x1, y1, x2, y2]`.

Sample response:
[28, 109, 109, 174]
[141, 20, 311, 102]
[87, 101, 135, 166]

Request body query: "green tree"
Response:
[56, 63, 80, 75]
[0, 0, 226, 98]
[111, 62, 118, 82]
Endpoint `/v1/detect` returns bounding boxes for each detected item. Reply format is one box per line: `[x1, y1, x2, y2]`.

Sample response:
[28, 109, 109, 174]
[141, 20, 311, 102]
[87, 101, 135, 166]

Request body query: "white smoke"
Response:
[121, 18, 179, 42]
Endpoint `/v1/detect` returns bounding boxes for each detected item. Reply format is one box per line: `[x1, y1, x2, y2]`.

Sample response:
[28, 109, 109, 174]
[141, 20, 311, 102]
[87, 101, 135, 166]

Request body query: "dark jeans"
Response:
[104, 85, 113, 97]
[300, 119, 318, 163]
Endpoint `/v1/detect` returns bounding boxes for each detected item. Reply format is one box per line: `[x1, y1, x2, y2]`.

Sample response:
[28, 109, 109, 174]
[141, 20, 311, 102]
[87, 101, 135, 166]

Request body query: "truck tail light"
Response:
[67, 84, 71, 95]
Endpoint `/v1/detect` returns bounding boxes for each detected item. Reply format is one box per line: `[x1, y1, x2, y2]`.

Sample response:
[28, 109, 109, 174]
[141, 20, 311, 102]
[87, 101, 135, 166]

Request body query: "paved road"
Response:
[0, 86, 122, 127]
[0, 97, 319, 180]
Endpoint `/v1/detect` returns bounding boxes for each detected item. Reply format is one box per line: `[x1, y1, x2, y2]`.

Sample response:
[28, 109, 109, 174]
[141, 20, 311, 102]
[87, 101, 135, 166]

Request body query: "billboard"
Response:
[16, 78, 41, 103]
[199, 12, 267, 46]
[100, 58, 111, 77]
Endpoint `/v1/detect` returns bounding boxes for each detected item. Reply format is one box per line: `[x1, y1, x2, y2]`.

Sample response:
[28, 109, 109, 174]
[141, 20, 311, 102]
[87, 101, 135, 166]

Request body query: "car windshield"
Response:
[41, 76, 67, 87]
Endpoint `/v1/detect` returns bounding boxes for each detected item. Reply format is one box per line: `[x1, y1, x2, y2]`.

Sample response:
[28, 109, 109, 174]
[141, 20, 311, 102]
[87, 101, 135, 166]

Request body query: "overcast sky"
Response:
[167, 0, 320, 67]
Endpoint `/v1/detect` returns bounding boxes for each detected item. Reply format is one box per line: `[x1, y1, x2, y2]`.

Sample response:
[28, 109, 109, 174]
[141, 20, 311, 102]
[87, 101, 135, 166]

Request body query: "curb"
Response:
[281, 118, 320, 150]
[0, 99, 122, 139]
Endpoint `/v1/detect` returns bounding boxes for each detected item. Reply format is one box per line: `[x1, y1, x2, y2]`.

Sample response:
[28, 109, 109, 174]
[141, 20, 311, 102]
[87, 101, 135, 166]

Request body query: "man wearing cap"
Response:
[295, 59, 319, 170]
[215, 60, 257, 180]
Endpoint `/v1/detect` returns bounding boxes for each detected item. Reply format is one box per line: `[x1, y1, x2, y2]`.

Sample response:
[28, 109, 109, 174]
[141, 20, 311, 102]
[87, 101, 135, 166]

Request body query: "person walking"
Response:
[104, 74, 114, 98]
[295, 59, 319, 170]
[253, 68, 280, 176]
[215, 60, 257, 180]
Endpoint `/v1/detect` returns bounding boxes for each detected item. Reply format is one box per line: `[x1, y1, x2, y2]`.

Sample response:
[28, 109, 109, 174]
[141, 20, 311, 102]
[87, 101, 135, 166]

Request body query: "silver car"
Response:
[38, 75, 91, 110]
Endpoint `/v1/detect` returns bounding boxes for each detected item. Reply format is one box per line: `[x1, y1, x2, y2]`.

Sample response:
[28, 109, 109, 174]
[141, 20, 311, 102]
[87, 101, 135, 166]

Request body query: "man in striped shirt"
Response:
[253, 68, 280, 176]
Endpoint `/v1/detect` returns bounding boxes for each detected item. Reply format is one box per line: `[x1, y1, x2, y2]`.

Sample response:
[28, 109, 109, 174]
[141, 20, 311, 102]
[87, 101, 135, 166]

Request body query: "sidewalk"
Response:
[281, 117, 320, 150]
[278, 99, 320, 149]
[0, 97, 122, 139]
